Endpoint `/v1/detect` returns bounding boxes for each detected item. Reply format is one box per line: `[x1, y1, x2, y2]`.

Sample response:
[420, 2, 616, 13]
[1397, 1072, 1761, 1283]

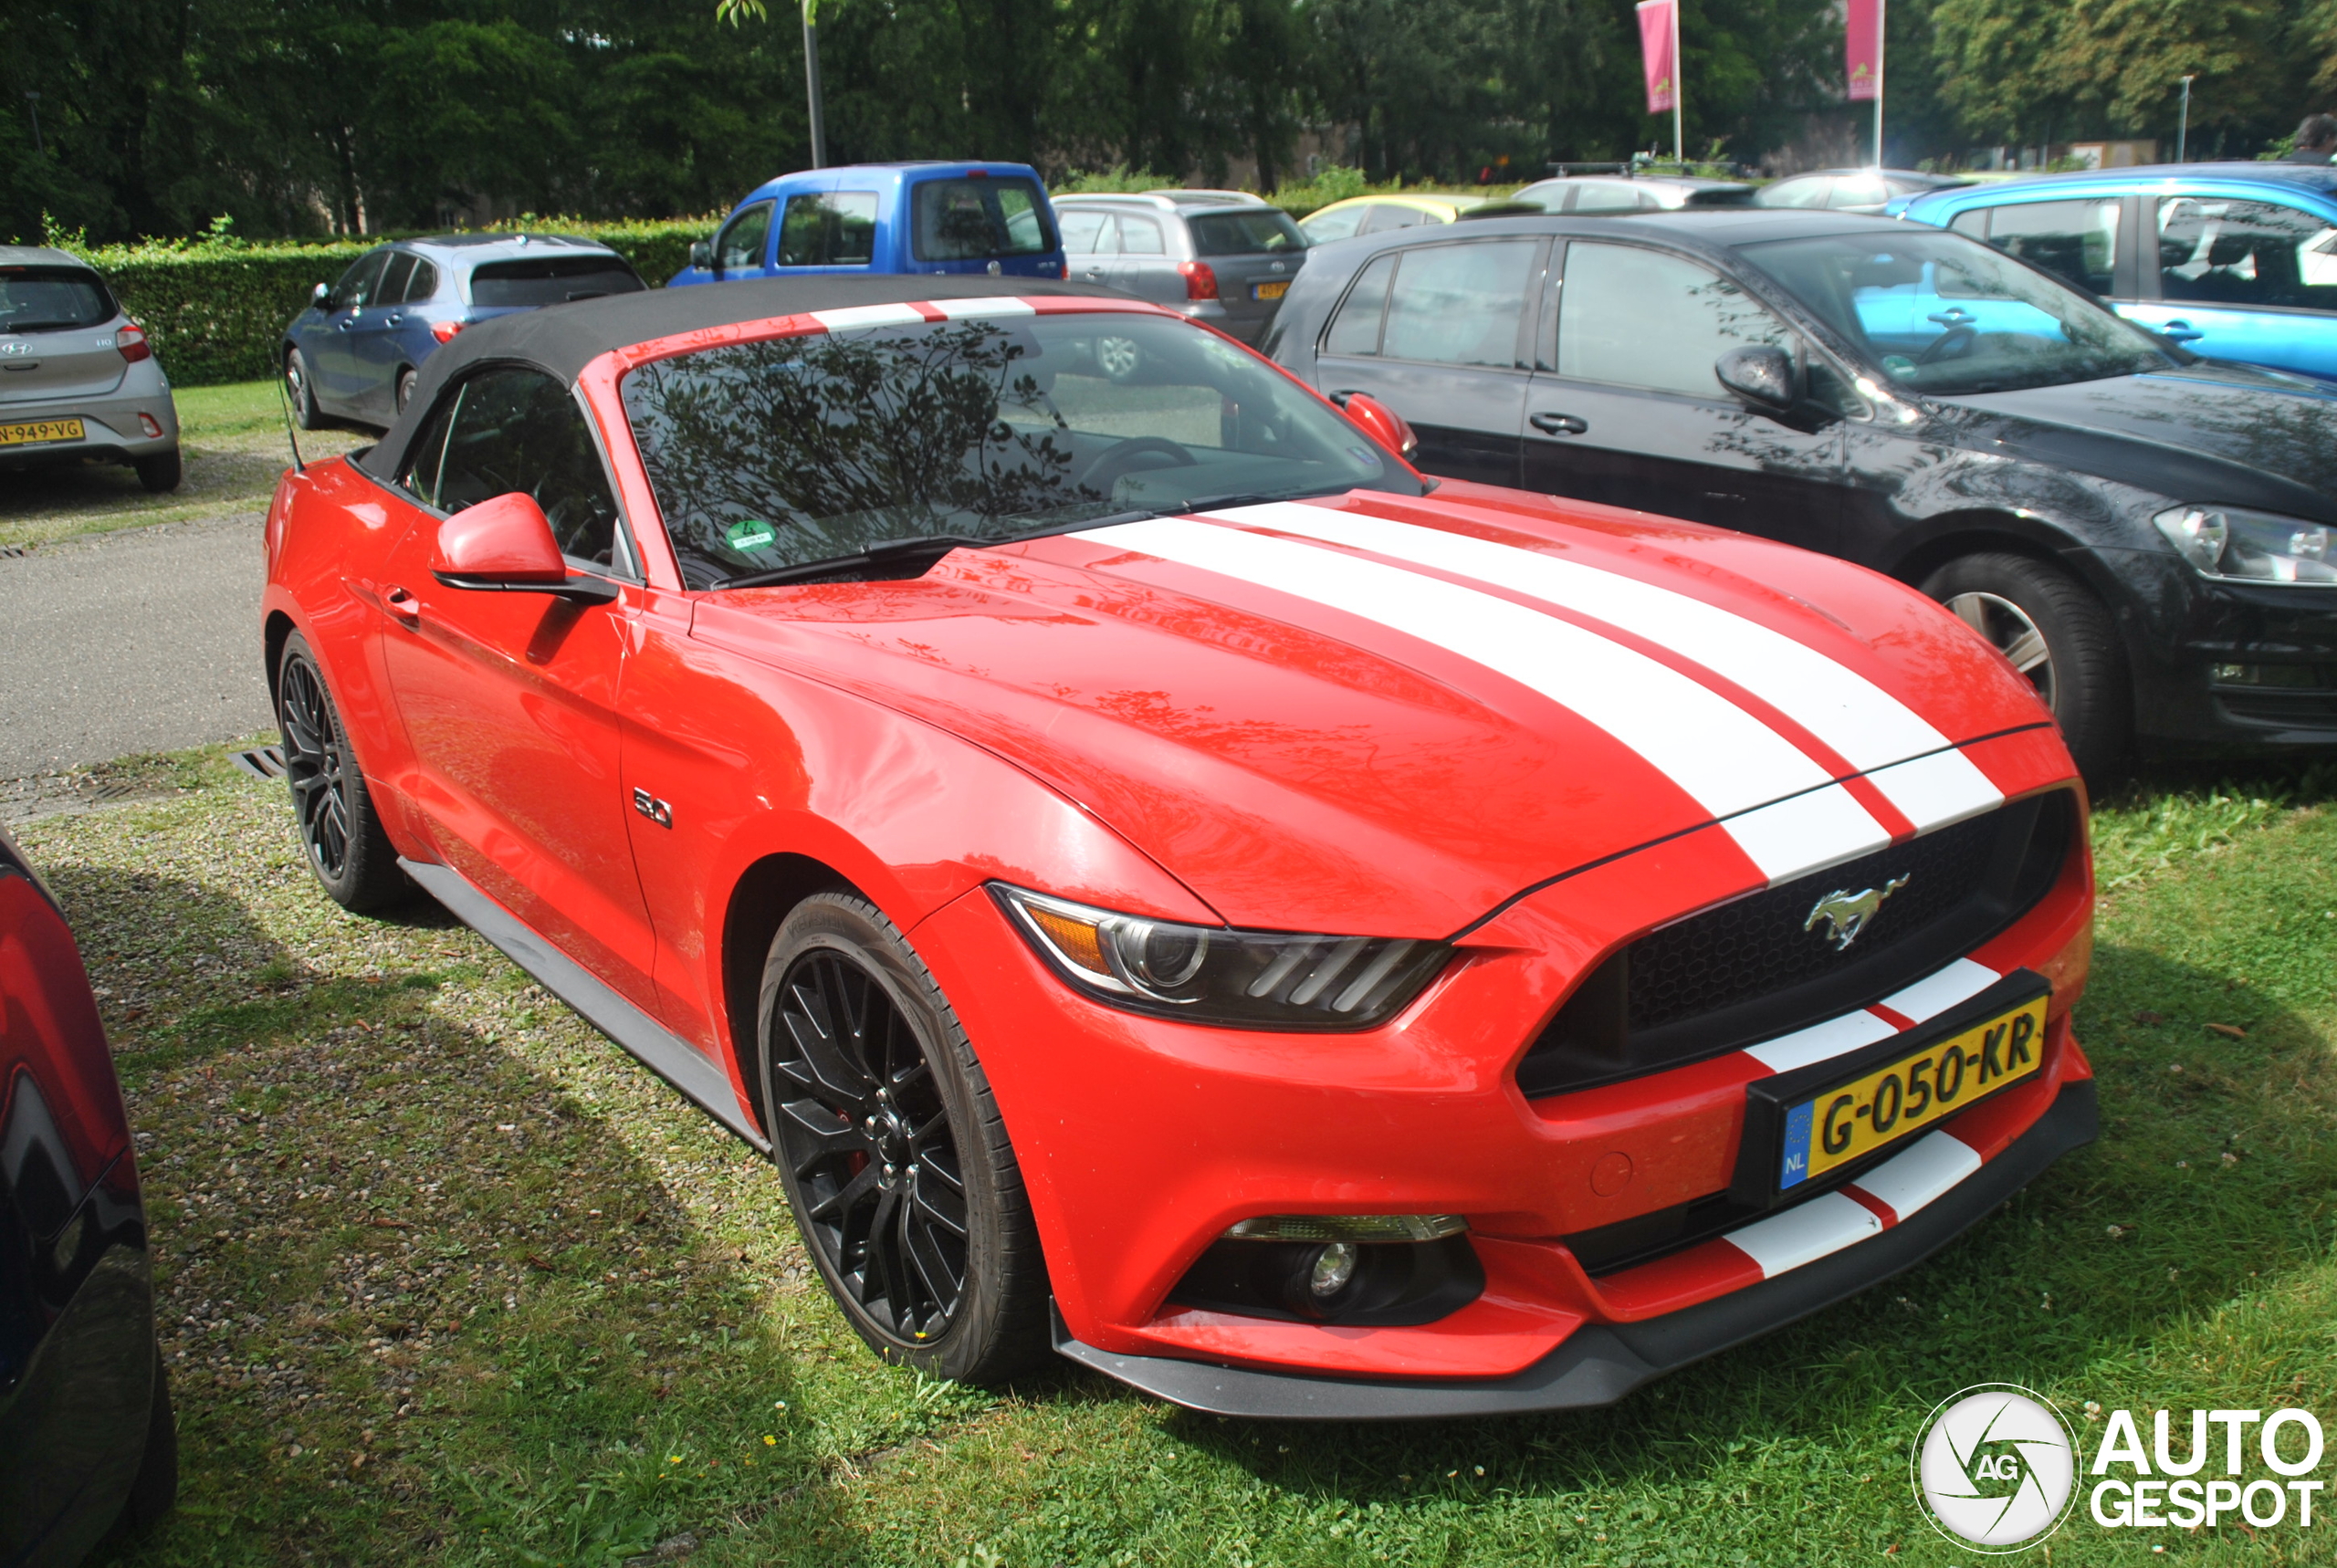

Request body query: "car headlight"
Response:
[990, 884, 1451, 1029]
[2154, 504, 2336, 585]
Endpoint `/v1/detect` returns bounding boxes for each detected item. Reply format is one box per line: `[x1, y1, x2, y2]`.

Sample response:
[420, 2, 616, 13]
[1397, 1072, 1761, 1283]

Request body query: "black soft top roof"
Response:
[361, 275, 1124, 480]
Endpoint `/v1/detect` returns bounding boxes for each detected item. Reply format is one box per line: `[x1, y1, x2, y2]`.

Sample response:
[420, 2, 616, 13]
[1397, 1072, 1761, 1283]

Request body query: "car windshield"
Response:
[1740, 231, 2172, 395]
[620, 309, 1415, 588]
[0, 267, 114, 333]
[470, 256, 645, 308]
[1188, 210, 1306, 256]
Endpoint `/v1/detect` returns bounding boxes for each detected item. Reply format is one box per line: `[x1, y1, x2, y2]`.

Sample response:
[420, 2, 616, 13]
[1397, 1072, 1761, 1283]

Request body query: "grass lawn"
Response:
[17, 747, 2332, 1567]
[0, 381, 367, 552]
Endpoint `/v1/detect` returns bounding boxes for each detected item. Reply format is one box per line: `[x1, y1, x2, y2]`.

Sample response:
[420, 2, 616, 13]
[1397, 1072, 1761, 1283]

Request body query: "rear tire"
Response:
[286, 347, 322, 431]
[121, 1343, 178, 1531]
[274, 632, 406, 912]
[394, 367, 417, 416]
[757, 893, 1049, 1385]
[133, 449, 181, 493]
[1922, 551, 2130, 780]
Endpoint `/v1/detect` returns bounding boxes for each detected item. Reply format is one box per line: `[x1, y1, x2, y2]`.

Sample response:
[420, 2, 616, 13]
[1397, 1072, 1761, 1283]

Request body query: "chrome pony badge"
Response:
[1804, 873, 1909, 951]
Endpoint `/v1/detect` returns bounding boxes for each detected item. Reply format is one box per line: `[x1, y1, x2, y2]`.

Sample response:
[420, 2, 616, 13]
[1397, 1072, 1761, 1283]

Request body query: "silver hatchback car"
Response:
[0, 246, 182, 492]
[1053, 192, 1307, 346]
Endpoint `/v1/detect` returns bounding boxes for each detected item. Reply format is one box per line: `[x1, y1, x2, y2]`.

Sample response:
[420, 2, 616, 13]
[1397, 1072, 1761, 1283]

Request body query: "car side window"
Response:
[2158, 196, 2337, 312]
[1979, 199, 2118, 295]
[1059, 209, 1115, 254]
[1303, 205, 1368, 243]
[1763, 176, 1830, 210]
[1378, 240, 1539, 368]
[1359, 204, 1427, 235]
[424, 369, 630, 571]
[395, 391, 460, 507]
[1323, 252, 1398, 356]
[403, 259, 440, 303]
[1556, 242, 1789, 397]
[378, 253, 417, 308]
[778, 192, 879, 267]
[1118, 214, 1167, 255]
[716, 201, 775, 273]
[1947, 209, 1989, 239]
[330, 250, 390, 310]
[1572, 183, 1642, 214]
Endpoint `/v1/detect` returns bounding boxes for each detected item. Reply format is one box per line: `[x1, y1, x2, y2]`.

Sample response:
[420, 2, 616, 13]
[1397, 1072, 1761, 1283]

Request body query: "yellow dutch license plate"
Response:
[0, 418, 85, 447]
[1778, 991, 2048, 1190]
[1252, 280, 1289, 301]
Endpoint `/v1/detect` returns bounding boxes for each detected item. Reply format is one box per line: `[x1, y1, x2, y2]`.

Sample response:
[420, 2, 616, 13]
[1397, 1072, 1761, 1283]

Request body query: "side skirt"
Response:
[399, 857, 770, 1155]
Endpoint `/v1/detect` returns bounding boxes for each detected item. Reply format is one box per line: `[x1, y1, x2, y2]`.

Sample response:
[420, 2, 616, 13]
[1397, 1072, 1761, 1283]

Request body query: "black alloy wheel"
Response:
[758, 894, 1048, 1383]
[274, 633, 405, 911]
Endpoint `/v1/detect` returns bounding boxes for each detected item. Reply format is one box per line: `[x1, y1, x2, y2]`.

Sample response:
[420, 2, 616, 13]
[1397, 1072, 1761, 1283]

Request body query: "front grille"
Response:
[1517, 789, 2073, 1097]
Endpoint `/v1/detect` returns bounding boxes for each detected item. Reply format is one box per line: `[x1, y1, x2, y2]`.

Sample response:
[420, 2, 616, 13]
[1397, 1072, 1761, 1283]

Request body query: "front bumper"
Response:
[1057, 1079, 2096, 1417]
[2101, 548, 2337, 748]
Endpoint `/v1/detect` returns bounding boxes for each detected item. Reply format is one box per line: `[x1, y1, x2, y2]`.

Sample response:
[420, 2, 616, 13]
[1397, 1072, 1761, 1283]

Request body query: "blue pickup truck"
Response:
[669, 162, 1067, 287]
[1896, 163, 2337, 381]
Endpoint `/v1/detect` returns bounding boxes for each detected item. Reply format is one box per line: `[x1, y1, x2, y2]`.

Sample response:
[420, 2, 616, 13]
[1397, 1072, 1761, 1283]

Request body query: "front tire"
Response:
[121, 1343, 178, 1532]
[394, 367, 417, 416]
[275, 632, 406, 912]
[757, 893, 1049, 1385]
[286, 347, 322, 430]
[1922, 551, 2130, 779]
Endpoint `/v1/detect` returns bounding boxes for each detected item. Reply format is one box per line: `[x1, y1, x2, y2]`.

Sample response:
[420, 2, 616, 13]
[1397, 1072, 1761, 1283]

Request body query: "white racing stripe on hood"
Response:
[1087, 516, 1889, 883]
[1208, 502, 2005, 833]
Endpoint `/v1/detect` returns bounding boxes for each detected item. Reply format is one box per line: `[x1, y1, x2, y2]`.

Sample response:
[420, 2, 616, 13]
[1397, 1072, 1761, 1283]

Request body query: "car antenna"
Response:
[275, 371, 306, 474]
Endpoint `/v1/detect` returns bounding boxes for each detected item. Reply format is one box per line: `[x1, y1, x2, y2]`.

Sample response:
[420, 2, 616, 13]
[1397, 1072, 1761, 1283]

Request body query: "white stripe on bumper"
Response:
[1850, 1131, 1983, 1223]
[1722, 1191, 1882, 1276]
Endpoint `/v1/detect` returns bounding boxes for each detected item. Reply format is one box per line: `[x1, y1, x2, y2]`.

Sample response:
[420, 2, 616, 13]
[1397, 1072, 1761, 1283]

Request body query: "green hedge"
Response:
[60, 217, 713, 388]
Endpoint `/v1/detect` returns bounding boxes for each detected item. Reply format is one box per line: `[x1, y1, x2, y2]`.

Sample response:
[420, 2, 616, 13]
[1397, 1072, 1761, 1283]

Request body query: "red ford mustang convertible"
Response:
[259, 277, 2095, 1417]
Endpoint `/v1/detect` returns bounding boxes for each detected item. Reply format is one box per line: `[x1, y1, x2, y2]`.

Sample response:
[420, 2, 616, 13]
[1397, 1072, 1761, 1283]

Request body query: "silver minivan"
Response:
[0, 246, 182, 492]
[1053, 193, 1307, 346]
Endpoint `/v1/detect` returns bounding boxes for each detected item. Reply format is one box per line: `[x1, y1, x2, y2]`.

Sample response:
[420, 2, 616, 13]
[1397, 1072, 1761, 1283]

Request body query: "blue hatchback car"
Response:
[1897, 163, 2337, 380]
[668, 162, 1066, 287]
[282, 234, 645, 429]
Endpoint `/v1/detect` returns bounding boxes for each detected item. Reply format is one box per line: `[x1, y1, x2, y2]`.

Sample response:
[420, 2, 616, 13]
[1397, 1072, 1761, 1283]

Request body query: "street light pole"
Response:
[1873, 0, 1887, 168]
[2176, 74, 2196, 162]
[1671, 0, 1682, 165]
[802, 0, 827, 169]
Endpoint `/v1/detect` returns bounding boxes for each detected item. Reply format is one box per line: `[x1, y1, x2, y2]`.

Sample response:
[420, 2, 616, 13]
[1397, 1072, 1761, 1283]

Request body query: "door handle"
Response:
[2160, 319, 2206, 343]
[384, 585, 420, 623]
[1081, 268, 1106, 281]
[1530, 412, 1588, 435]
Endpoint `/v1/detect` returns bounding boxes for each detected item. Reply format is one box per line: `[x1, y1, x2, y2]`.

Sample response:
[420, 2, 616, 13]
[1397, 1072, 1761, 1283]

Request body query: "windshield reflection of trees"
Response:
[624, 320, 1103, 585]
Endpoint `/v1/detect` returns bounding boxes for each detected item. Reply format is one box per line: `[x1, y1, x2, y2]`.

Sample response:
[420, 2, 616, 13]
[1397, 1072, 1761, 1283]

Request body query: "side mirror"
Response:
[1714, 345, 1797, 418]
[430, 493, 616, 604]
[1333, 391, 1419, 463]
[689, 239, 714, 272]
[311, 282, 330, 307]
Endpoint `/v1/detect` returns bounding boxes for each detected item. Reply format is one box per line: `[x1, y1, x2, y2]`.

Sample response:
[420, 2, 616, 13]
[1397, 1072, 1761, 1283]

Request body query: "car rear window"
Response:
[619, 310, 1413, 588]
[911, 178, 1054, 261]
[1187, 210, 1305, 256]
[469, 256, 646, 308]
[0, 267, 115, 333]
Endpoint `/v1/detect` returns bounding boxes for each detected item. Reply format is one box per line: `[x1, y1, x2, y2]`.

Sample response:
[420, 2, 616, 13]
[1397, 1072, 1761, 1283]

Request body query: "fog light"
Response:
[1308, 1241, 1358, 1299]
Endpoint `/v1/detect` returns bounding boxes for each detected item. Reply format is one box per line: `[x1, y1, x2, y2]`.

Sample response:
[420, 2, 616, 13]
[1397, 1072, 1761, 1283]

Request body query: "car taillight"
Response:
[432, 319, 465, 344]
[138, 413, 163, 438]
[1179, 260, 1219, 301]
[116, 323, 152, 363]
[1060, 261, 1070, 279]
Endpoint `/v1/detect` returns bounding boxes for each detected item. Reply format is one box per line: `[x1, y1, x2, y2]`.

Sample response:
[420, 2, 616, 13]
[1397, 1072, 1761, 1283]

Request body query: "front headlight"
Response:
[2154, 504, 2336, 585]
[990, 884, 1451, 1030]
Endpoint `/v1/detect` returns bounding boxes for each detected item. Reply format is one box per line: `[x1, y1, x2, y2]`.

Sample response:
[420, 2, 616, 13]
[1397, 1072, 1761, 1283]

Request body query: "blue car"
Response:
[282, 235, 645, 429]
[1897, 163, 2337, 381]
[668, 162, 1066, 287]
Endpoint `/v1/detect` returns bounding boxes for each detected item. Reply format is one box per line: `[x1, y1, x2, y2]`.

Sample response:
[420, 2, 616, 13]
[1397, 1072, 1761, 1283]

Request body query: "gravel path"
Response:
[0, 510, 274, 776]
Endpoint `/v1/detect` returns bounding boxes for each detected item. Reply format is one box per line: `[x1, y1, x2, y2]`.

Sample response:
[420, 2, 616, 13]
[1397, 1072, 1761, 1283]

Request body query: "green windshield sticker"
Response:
[725, 519, 779, 551]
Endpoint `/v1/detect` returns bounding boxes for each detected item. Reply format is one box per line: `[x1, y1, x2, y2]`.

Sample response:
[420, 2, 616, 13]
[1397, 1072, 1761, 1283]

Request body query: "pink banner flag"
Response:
[1637, 0, 1677, 115]
[1846, 0, 1881, 101]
